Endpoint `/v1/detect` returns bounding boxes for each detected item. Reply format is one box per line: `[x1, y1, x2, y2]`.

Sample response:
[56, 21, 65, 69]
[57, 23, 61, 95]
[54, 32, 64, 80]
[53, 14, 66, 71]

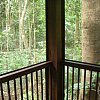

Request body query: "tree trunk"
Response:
[19, 0, 28, 50]
[82, 0, 100, 64]
[28, 19, 33, 64]
[5, 0, 11, 71]
[74, 15, 80, 44]
[80, 0, 100, 100]
[33, 2, 36, 64]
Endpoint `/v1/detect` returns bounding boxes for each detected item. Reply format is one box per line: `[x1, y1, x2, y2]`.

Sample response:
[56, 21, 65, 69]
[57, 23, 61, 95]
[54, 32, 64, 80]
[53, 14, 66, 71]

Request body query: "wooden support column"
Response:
[46, 0, 65, 100]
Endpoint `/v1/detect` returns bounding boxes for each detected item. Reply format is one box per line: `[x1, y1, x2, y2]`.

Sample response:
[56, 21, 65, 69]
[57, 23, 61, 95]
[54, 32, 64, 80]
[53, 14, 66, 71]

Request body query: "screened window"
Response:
[0, 0, 46, 74]
[65, 0, 82, 61]
[65, 0, 100, 65]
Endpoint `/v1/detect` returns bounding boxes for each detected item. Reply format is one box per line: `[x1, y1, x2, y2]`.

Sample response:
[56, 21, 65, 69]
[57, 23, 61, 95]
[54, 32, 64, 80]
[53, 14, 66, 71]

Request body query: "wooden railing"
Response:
[63, 60, 100, 100]
[0, 61, 52, 100]
[0, 60, 100, 100]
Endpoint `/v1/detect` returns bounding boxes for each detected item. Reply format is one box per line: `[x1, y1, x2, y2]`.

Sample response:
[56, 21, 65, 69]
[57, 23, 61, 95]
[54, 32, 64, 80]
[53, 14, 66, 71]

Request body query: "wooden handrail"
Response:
[64, 59, 100, 72]
[0, 61, 52, 83]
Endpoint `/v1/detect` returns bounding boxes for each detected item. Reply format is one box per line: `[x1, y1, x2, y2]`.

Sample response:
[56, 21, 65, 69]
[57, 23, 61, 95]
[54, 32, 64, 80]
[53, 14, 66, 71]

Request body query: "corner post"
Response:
[46, 0, 65, 100]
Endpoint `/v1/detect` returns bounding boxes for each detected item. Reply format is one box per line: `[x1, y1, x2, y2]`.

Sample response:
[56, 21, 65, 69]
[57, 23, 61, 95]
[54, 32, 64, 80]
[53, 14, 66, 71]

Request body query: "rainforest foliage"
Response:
[0, 0, 46, 74]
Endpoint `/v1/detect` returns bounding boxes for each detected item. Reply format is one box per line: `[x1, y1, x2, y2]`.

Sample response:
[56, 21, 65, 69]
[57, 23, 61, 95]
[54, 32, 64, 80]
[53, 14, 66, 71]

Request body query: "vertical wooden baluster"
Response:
[26, 74, 28, 100]
[31, 72, 34, 100]
[64, 66, 65, 100]
[7, 81, 11, 100]
[0, 83, 4, 100]
[63, 65, 65, 100]
[41, 69, 43, 100]
[77, 68, 80, 100]
[45, 68, 46, 100]
[89, 71, 92, 100]
[72, 67, 74, 100]
[67, 66, 69, 100]
[14, 79, 17, 100]
[20, 76, 23, 100]
[45, 67, 49, 100]
[95, 72, 99, 100]
[36, 71, 39, 100]
[83, 69, 86, 100]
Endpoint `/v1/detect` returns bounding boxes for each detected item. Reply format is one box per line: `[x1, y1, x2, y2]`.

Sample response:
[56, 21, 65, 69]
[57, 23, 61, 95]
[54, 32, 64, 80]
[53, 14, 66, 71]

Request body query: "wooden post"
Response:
[46, 0, 65, 100]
